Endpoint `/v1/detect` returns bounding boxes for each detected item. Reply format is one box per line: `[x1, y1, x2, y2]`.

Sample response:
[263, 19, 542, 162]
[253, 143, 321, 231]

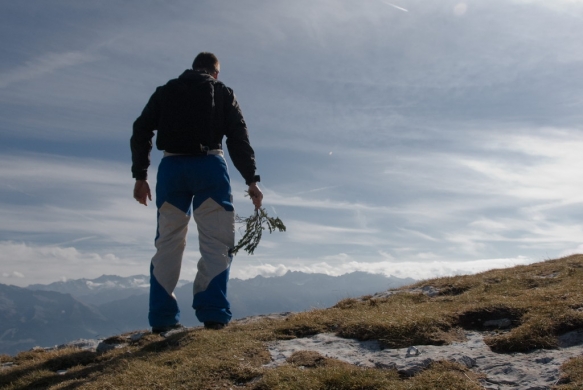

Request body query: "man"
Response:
[131, 52, 262, 333]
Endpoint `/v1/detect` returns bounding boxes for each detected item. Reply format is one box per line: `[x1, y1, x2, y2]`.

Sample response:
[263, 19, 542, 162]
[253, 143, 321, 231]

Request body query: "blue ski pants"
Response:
[148, 152, 234, 328]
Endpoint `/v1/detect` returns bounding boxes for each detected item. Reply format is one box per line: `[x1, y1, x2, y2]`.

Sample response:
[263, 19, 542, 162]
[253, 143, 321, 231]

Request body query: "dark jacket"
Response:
[131, 70, 258, 184]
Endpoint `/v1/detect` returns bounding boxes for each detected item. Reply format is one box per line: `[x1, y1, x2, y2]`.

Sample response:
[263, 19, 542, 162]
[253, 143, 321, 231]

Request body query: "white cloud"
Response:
[1, 271, 25, 279]
[0, 241, 142, 287]
[561, 245, 583, 257]
[231, 256, 540, 281]
[232, 263, 290, 280]
[1, 0, 583, 288]
[2, 130, 582, 287]
[234, 126, 583, 263]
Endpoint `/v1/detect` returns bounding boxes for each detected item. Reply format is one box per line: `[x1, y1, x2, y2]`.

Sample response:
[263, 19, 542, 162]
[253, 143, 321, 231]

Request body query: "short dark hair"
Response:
[192, 52, 220, 73]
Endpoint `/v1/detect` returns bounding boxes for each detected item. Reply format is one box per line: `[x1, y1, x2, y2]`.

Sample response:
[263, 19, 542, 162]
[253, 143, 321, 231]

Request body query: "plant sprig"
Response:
[231, 207, 286, 256]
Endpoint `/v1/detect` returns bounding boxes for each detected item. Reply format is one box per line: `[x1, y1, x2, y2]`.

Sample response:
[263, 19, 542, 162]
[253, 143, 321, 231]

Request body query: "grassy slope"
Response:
[2, 255, 583, 389]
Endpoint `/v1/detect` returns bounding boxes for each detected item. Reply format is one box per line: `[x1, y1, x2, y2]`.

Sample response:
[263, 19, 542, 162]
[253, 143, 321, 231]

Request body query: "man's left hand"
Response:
[248, 182, 263, 210]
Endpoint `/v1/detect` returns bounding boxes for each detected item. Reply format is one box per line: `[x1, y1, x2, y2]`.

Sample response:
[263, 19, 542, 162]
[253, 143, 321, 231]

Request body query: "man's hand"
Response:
[134, 180, 152, 206]
[247, 182, 263, 210]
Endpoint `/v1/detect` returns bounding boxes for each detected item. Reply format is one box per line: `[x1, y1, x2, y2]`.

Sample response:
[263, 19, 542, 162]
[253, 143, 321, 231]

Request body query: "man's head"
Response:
[193, 52, 220, 79]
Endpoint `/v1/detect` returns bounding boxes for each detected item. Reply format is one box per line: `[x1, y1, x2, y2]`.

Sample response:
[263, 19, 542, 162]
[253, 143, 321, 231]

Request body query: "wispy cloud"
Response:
[260, 191, 401, 214]
[285, 220, 383, 246]
[399, 228, 439, 242]
[0, 51, 97, 89]
[1, 0, 583, 287]
[0, 153, 157, 265]
[380, 1, 409, 12]
[292, 186, 342, 196]
[0, 153, 127, 186]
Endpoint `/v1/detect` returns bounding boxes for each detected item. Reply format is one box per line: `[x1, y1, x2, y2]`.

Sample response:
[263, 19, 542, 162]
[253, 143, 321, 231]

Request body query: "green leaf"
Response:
[231, 207, 286, 256]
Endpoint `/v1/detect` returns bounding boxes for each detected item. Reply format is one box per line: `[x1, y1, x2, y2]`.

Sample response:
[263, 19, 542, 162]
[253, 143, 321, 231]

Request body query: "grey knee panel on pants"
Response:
[152, 201, 190, 296]
[193, 197, 235, 295]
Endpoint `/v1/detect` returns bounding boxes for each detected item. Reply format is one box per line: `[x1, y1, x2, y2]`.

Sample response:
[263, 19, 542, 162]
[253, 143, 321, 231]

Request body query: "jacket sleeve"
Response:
[130, 88, 161, 180]
[223, 86, 258, 185]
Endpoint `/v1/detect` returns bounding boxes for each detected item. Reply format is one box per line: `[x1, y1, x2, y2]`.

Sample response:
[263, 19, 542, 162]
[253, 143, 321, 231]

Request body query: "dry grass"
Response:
[270, 254, 583, 353]
[0, 355, 13, 364]
[2, 255, 583, 389]
[256, 352, 483, 390]
[555, 356, 583, 389]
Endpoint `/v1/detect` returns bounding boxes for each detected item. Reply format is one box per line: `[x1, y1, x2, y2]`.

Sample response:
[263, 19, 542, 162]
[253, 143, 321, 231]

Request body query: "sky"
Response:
[1, 0, 583, 287]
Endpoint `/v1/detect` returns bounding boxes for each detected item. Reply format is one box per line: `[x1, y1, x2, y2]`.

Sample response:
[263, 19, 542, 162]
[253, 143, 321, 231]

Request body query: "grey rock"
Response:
[406, 346, 420, 357]
[536, 272, 559, 279]
[130, 332, 146, 342]
[421, 286, 440, 297]
[96, 341, 126, 353]
[534, 356, 553, 364]
[398, 358, 433, 377]
[58, 339, 101, 351]
[558, 329, 583, 348]
[35, 338, 101, 353]
[374, 361, 397, 369]
[160, 327, 190, 338]
[235, 312, 293, 325]
[32, 332, 147, 355]
[453, 355, 476, 368]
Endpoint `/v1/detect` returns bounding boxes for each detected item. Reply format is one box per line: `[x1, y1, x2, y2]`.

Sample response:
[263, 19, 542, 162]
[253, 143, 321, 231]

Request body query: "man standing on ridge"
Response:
[131, 52, 263, 333]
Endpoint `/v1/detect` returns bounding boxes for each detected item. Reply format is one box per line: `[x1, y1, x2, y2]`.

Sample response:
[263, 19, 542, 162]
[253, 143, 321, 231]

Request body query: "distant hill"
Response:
[0, 271, 415, 355]
[0, 284, 117, 355]
[27, 274, 188, 306]
[96, 271, 415, 331]
[228, 271, 415, 317]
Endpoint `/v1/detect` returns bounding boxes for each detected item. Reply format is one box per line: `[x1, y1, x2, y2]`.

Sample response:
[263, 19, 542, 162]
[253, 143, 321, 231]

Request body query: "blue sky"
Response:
[1, 0, 583, 287]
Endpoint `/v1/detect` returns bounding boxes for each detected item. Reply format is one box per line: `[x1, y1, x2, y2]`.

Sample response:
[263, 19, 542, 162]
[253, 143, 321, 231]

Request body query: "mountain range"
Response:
[0, 271, 414, 355]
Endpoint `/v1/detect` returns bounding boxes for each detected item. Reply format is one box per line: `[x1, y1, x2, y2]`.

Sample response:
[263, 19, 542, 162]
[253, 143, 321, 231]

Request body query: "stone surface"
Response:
[266, 331, 583, 389]
[96, 341, 126, 353]
[130, 332, 146, 342]
[37, 339, 101, 353]
[159, 327, 190, 338]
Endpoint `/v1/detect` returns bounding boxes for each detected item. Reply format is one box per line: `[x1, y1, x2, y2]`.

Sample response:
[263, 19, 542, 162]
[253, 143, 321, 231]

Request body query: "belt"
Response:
[163, 149, 223, 157]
